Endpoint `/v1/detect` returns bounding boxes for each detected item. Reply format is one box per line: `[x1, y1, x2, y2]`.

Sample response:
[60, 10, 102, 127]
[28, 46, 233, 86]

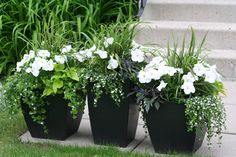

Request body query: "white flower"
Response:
[31, 57, 44, 70]
[16, 62, 24, 72]
[182, 72, 198, 83]
[89, 45, 96, 51]
[55, 55, 67, 64]
[25, 68, 32, 73]
[61, 45, 72, 54]
[165, 66, 177, 76]
[104, 37, 114, 48]
[205, 72, 217, 83]
[131, 49, 144, 63]
[181, 82, 196, 95]
[29, 50, 35, 59]
[193, 63, 207, 77]
[85, 49, 93, 58]
[31, 68, 40, 77]
[148, 69, 162, 80]
[37, 50, 50, 58]
[42, 59, 54, 71]
[138, 70, 152, 84]
[95, 50, 108, 59]
[177, 68, 184, 74]
[75, 53, 85, 62]
[147, 56, 165, 68]
[107, 57, 119, 70]
[157, 81, 167, 91]
[22, 54, 31, 63]
[204, 65, 222, 83]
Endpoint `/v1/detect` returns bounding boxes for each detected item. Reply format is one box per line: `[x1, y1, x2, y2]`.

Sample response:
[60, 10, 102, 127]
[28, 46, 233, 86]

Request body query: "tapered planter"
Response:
[21, 95, 83, 140]
[87, 80, 139, 147]
[145, 101, 206, 154]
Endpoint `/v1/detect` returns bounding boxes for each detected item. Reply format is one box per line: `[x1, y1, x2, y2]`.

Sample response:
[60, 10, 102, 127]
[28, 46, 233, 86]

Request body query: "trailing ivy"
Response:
[185, 96, 226, 146]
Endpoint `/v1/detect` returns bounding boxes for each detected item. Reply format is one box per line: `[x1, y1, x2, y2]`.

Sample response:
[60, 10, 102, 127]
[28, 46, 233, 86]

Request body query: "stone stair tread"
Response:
[139, 20, 236, 31]
[147, 0, 236, 5]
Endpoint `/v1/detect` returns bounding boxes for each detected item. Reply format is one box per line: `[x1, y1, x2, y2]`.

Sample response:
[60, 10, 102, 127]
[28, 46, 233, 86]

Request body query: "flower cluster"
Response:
[136, 56, 182, 92]
[135, 54, 222, 95]
[16, 45, 73, 77]
[73, 37, 119, 70]
[181, 63, 221, 95]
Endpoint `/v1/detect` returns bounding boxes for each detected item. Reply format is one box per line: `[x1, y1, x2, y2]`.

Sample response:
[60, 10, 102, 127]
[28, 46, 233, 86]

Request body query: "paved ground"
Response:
[20, 103, 236, 157]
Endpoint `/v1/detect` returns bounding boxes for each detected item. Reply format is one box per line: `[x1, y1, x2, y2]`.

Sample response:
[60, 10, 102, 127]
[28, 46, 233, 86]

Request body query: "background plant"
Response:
[0, 0, 139, 76]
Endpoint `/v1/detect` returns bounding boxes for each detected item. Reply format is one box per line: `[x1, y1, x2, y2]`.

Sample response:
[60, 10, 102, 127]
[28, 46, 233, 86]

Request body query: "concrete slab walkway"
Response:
[20, 103, 236, 157]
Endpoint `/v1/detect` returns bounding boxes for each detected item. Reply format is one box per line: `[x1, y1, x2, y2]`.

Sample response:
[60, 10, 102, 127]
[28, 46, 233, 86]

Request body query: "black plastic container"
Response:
[87, 81, 139, 147]
[21, 95, 83, 140]
[145, 101, 206, 154]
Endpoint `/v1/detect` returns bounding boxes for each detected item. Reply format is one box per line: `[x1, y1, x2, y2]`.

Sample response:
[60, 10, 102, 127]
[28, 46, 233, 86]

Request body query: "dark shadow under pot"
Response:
[87, 80, 139, 147]
[21, 95, 83, 140]
[145, 101, 206, 154]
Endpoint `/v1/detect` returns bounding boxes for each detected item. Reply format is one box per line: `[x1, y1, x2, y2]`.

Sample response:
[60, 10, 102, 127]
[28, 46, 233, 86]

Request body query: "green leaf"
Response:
[54, 64, 65, 72]
[42, 87, 54, 97]
[67, 68, 79, 81]
[52, 79, 64, 93]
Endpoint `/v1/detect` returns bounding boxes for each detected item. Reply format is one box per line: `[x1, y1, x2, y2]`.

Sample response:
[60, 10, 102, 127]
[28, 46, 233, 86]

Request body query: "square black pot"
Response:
[87, 80, 139, 147]
[145, 101, 206, 154]
[21, 95, 83, 140]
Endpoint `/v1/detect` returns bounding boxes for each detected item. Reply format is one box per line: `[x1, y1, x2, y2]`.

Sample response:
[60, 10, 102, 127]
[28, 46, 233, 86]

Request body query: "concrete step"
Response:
[135, 20, 236, 50]
[142, 0, 236, 23]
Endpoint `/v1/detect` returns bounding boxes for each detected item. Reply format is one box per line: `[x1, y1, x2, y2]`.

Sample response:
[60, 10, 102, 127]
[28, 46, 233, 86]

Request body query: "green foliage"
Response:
[84, 21, 138, 105]
[0, 0, 139, 76]
[185, 96, 226, 146]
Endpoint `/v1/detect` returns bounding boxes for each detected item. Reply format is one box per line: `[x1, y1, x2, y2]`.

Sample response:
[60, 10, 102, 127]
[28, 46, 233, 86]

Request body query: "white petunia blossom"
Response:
[55, 55, 67, 64]
[29, 50, 35, 59]
[148, 69, 162, 80]
[85, 49, 93, 58]
[37, 50, 50, 58]
[16, 62, 24, 72]
[25, 68, 32, 73]
[147, 56, 165, 69]
[181, 82, 196, 95]
[131, 49, 144, 63]
[31, 68, 40, 77]
[61, 45, 72, 54]
[157, 80, 167, 91]
[90, 45, 96, 51]
[193, 63, 207, 77]
[183, 72, 198, 83]
[203, 65, 222, 83]
[75, 53, 85, 62]
[104, 37, 114, 48]
[42, 59, 54, 71]
[165, 66, 178, 76]
[107, 56, 119, 70]
[138, 70, 152, 84]
[94, 50, 108, 59]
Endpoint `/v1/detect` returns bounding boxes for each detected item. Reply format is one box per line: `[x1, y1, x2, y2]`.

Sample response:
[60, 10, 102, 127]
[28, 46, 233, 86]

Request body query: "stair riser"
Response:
[135, 26, 236, 50]
[143, 3, 236, 23]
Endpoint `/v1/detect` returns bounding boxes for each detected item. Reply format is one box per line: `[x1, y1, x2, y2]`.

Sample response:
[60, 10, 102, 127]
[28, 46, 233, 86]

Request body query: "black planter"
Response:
[21, 95, 83, 140]
[87, 80, 139, 147]
[145, 101, 206, 154]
